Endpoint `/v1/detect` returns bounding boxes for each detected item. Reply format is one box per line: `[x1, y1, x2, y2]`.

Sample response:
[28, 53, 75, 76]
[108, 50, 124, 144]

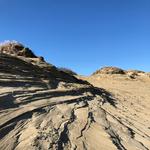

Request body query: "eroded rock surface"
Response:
[80, 71, 150, 150]
[92, 67, 126, 75]
[0, 43, 150, 150]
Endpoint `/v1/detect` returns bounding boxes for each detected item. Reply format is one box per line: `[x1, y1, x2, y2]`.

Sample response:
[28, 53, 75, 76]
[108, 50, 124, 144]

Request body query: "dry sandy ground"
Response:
[80, 73, 150, 150]
[0, 54, 150, 150]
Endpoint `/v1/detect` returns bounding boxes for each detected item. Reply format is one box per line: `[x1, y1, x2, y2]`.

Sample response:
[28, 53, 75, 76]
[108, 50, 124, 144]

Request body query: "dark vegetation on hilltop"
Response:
[58, 67, 77, 76]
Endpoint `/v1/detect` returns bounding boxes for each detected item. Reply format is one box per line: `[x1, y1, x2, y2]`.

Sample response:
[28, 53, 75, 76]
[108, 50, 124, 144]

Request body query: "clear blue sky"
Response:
[0, 0, 150, 75]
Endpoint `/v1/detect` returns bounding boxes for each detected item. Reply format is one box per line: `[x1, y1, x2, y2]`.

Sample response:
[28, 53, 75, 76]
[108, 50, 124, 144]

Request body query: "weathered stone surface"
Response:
[0, 42, 150, 150]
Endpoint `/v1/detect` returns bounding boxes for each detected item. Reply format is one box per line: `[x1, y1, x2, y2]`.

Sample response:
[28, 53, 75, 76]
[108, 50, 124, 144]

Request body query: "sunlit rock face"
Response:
[92, 66, 126, 75]
[0, 40, 37, 58]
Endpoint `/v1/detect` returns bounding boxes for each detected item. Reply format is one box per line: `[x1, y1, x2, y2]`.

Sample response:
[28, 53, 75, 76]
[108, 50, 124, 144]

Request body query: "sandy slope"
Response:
[80, 73, 150, 150]
[0, 53, 150, 150]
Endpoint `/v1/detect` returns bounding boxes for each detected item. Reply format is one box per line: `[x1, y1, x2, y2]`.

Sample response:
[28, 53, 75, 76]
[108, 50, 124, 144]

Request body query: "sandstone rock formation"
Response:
[81, 69, 150, 150]
[0, 42, 150, 150]
[92, 67, 126, 75]
[0, 41, 37, 58]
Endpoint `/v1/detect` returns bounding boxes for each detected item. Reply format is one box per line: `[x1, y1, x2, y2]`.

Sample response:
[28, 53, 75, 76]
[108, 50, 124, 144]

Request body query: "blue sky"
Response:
[0, 0, 150, 75]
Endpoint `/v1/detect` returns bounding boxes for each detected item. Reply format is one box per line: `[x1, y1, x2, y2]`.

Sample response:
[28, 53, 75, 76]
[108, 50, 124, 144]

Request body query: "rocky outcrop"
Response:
[92, 67, 149, 80]
[93, 67, 126, 75]
[0, 41, 37, 58]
